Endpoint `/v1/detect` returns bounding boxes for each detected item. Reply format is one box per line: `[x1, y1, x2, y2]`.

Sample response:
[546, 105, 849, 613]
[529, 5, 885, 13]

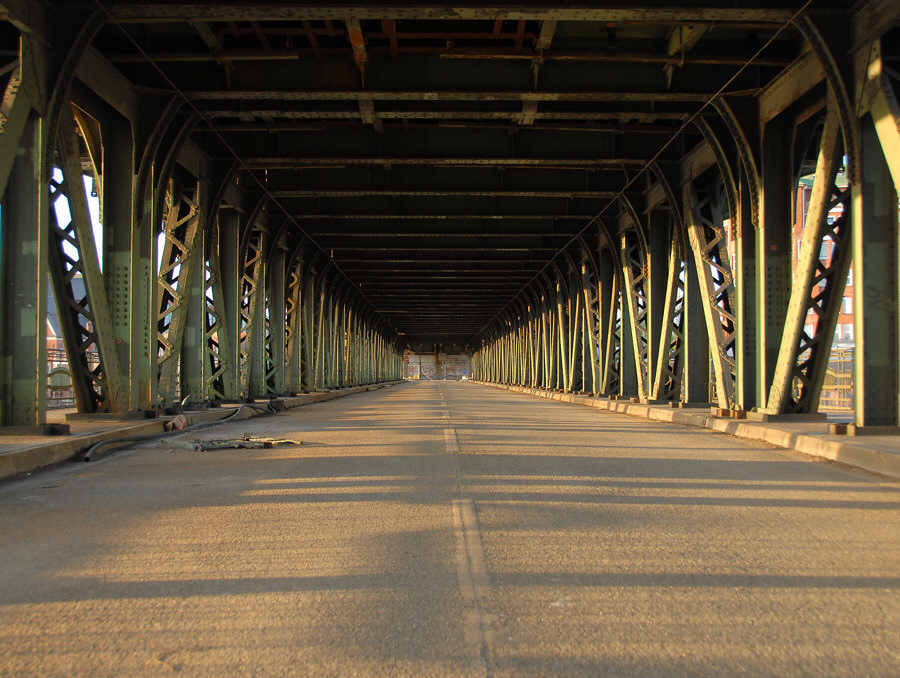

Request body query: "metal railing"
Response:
[819, 348, 854, 411]
[47, 347, 100, 409]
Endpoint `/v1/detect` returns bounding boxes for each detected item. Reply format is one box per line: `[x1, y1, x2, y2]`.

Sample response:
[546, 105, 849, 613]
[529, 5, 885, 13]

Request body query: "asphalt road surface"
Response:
[2, 381, 899, 676]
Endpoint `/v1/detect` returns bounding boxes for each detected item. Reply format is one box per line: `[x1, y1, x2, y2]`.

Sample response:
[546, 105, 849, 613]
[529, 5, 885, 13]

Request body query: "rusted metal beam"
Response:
[345, 18, 368, 72]
[382, 19, 399, 63]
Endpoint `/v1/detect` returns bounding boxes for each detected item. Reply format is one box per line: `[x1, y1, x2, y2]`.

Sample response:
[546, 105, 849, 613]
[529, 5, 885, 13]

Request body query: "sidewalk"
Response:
[472, 381, 900, 481]
[0, 383, 401, 481]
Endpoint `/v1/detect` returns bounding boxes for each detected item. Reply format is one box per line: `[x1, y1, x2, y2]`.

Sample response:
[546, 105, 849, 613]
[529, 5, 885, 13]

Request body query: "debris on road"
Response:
[170, 435, 301, 452]
[164, 414, 188, 431]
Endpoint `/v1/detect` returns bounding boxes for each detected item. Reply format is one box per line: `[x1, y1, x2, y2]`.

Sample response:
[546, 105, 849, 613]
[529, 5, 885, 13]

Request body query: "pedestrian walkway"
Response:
[1, 381, 898, 676]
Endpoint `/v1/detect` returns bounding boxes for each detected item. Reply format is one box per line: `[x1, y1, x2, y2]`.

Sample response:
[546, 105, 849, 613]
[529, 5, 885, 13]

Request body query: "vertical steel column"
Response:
[238, 226, 266, 398]
[852, 114, 900, 425]
[564, 260, 583, 392]
[618, 286, 638, 398]
[555, 272, 570, 391]
[313, 273, 327, 389]
[246, 229, 269, 398]
[0, 112, 46, 425]
[301, 264, 316, 389]
[265, 244, 286, 395]
[715, 99, 762, 410]
[180, 190, 207, 403]
[597, 245, 620, 394]
[203, 218, 235, 401]
[580, 254, 602, 395]
[217, 210, 240, 398]
[683, 248, 711, 404]
[539, 291, 551, 388]
[647, 210, 677, 400]
[650, 214, 686, 402]
[734, 174, 759, 410]
[102, 113, 137, 409]
[284, 256, 303, 393]
[620, 225, 650, 398]
[757, 114, 795, 407]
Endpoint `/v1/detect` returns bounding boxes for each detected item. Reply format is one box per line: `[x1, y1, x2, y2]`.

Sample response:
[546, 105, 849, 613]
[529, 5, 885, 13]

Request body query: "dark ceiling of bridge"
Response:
[81, 1, 842, 352]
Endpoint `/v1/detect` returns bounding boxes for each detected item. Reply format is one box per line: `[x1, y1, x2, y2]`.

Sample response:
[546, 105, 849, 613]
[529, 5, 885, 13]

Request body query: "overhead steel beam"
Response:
[187, 90, 719, 102]
[759, 51, 826, 125]
[74, 47, 142, 123]
[345, 18, 368, 72]
[271, 189, 619, 198]
[242, 157, 661, 168]
[291, 213, 597, 219]
[106, 5, 799, 23]
[852, 0, 900, 50]
[0, 0, 50, 43]
[534, 19, 558, 52]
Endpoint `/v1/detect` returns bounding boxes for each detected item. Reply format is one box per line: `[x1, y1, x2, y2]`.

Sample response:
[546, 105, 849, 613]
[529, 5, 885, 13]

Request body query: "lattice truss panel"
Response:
[283, 261, 303, 393]
[563, 259, 584, 392]
[203, 228, 232, 401]
[579, 254, 602, 395]
[652, 217, 686, 402]
[238, 229, 265, 397]
[619, 220, 651, 398]
[552, 265, 571, 392]
[47, 111, 125, 414]
[768, 106, 853, 414]
[689, 174, 737, 407]
[263, 278, 278, 396]
[594, 228, 622, 396]
[156, 183, 202, 403]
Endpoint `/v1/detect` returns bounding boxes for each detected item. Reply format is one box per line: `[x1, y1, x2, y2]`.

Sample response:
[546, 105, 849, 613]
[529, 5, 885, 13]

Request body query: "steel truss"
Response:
[156, 182, 204, 404]
[4, 4, 898, 429]
[767, 105, 853, 414]
[47, 110, 127, 414]
[686, 172, 737, 408]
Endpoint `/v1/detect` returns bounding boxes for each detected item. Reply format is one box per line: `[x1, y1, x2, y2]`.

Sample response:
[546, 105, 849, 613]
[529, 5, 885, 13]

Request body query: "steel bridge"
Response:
[0, 0, 898, 429]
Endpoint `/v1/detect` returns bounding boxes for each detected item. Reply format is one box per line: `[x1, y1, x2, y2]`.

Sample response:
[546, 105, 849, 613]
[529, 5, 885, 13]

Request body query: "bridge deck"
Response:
[2, 381, 899, 676]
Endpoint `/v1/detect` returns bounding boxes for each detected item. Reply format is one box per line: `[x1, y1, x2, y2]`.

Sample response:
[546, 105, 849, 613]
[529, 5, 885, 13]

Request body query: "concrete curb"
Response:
[0, 381, 401, 481]
[472, 381, 900, 481]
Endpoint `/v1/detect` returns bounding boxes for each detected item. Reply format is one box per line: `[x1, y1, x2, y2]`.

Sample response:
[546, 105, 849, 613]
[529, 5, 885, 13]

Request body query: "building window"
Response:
[804, 324, 814, 337]
[842, 297, 852, 314]
[843, 323, 854, 341]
